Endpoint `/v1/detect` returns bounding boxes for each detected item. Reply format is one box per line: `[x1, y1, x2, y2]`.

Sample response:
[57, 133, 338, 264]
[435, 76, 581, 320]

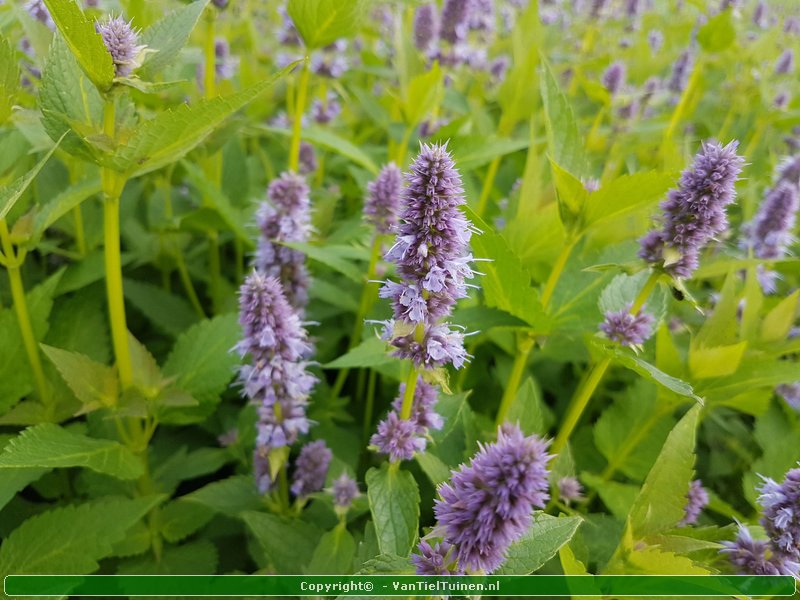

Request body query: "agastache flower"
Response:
[213, 38, 238, 80]
[238, 273, 315, 458]
[600, 306, 654, 347]
[254, 172, 312, 311]
[722, 523, 800, 576]
[414, 4, 440, 51]
[648, 30, 664, 54]
[776, 49, 795, 75]
[370, 411, 427, 462]
[679, 480, 709, 526]
[331, 473, 360, 511]
[391, 378, 444, 431]
[24, 0, 54, 29]
[638, 141, 744, 279]
[310, 93, 341, 125]
[440, 0, 471, 44]
[777, 383, 800, 412]
[753, 1, 768, 28]
[759, 467, 800, 560]
[291, 440, 332, 498]
[668, 51, 693, 94]
[412, 540, 464, 575]
[299, 142, 317, 175]
[433, 424, 552, 573]
[96, 16, 147, 78]
[378, 143, 476, 369]
[558, 476, 584, 505]
[364, 163, 403, 235]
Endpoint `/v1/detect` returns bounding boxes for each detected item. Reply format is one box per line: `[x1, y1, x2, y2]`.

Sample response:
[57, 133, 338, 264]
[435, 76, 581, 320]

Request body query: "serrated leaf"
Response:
[688, 342, 747, 379]
[0, 135, 62, 222]
[549, 157, 587, 229]
[540, 60, 586, 179]
[497, 513, 583, 574]
[284, 241, 364, 283]
[184, 475, 262, 516]
[159, 499, 214, 543]
[123, 278, 199, 337]
[308, 523, 357, 574]
[0, 36, 19, 124]
[161, 314, 240, 416]
[117, 539, 218, 575]
[415, 451, 451, 486]
[0, 423, 142, 479]
[760, 290, 799, 343]
[42, 0, 115, 91]
[508, 377, 552, 436]
[324, 337, 395, 369]
[31, 177, 102, 244]
[127, 333, 162, 395]
[583, 171, 676, 229]
[366, 464, 420, 558]
[41, 343, 118, 407]
[287, 0, 368, 49]
[454, 136, 530, 173]
[105, 72, 288, 177]
[628, 405, 701, 538]
[243, 511, 323, 572]
[0, 495, 160, 576]
[138, 0, 210, 79]
[356, 553, 413, 574]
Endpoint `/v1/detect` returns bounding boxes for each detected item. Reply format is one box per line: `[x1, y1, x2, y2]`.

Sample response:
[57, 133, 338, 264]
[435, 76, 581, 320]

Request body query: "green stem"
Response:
[399, 363, 420, 420]
[72, 205, 87, 256]
[495, 333, 534, 427]
[207, 230, 222, 313]
[288, 59, 311, 172]
[363, 369, 377, 442]
[101, 97, 133, 389]
[0, 220, 49, 406]
[541, 236, 577, 310]
[476, 157, 501, 218]
[175, 252, 206, 318]
[394, 125, 414, 166]
[551, 270, 660, 453]
[203, 10, 216, 99]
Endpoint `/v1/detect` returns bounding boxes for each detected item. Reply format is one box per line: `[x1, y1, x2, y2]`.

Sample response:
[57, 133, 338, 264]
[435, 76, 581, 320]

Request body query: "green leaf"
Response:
[138, 0, 210, 79]
[0, 36, 20, 124]
[31, 177, 102, 244]
[451, 306, 530, 331]
[688, 342, 748, 379]
[402, 62, 444, 127]
[262, 125, 378, 174]
[117, 539, 218, 575]
[454, 136, 530, 173]
[548, 157, 587, 230]
[0, 423, 143, 479]
[0, 135, 62, 222]
[540, 60, 586, 179]
[560, 544, 602, 600]
[105, 72, 288, 178]
[308, 523, 357, 574]
[497, 513, 583, 574]
[581, 473, 639, 521]
[184, 475, 263, 517]
[162, 314, 241, 415]
[628, 405, 701, 538]
[127, 333, 162, 394]
[284, 241, 364, 283]
[287, 0, 368, 49]
[415, 451, 451, 486]
[356, 553, 413, 574]
[42, 0, 115, 91]
[496, 1, 540, 131]
[507, 377, 552, 436]
[583, 171, 676, 229]
[123, 278, 199, 337]
[0, 496, 161, 576]
[159, 499, 214, 543]
[0, 436, 47, 512]
[366, 464, 420, 558]
[760, 290, 799, 343]
[323, 337, 395, 369]
[697, 9, 736, 53]
[41, 344, 118, 408]
[242, 511, 323, 572]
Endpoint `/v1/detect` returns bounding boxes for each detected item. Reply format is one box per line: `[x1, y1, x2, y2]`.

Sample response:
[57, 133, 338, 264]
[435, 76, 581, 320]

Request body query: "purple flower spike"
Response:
[558, 476, 584, 505]
[777, 383, 800, 412]
[364, 163, 403, 235]
[414, 4, 440, 51]
[603, 61, 626, 95]
[759, 467, 800, 560]
[778, 155, 800, 187]
[391, 378, 444, 432]
[440, 0, 471, 44]
[299, 142, 317, 175]
[25, 0, 54, 29]
[638, 141, 744, 279]
[214, 38, 238, 80]
[311, 93, 342, 125]
[722, 523, 800, 576]
[331, 473, 360, 510]
[370, 411, 428, 462]
[648, 30, 664, 54]
[679, 479, 709, 526]
[238, 273, 315, 455]
[668, 51, 693, 94]
[434, 424, 552, 573]
[776, 49, 795, 75]
[412, 540, 464, 575]
[253, 450, 273, 495]
[96, 16, 146, 78]
[600, 307, 654, 347]
[291, 440, 332, 498]
[254, 172, 312, 311]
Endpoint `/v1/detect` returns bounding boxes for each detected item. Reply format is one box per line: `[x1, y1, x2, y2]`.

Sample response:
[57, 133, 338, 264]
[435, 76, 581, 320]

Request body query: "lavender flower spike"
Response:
[434, 424, 552, 573]
[440, 0, 471, 44]
[370, 411, 427, 462]
[414, 4, 440, 51]
[96, 16, 147, 78]
[602, 61, 626, 96]
[668, 51, 693, 94]
[722, 523, 800, 576]
[379, 143, 476, 369]
[254, 172, 312, 311]
[331, 473, 360, 511]
[777, 383, 800, 412]
[759, 467, 800, 560]
[24, 0, 54, 29]
[679, 479, 709, 526]
[238, 273, 315, 458]
[291, 440, 332, 498]
[776, 49, 795, 75]
[600, 306, 654, 347]
[412, 540, 464, 575]
[558, 476, 584, 505]
[364, 163, 403, 235]
[638, 140, 744, 279]
[391, 378, 444, 432]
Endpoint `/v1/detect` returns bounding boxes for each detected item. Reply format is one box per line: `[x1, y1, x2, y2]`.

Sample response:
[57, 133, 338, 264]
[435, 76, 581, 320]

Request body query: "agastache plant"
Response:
[96, 16, 147, 78]
[679, 479, 709, 526]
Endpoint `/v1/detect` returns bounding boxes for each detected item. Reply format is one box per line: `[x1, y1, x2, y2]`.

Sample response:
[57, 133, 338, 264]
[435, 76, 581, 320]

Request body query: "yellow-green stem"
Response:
[288, 60, 311, 172]
[394, 125, 414, 166]
[363, 369, 377, 442]
[101, 97, 133, 390]
[0, 220, 49, 405]
[72, 206, 87, 256]
[551, 270, 660, 453]
[541, 236, 577, 310]
[176, 253, 206, 318]
[399, 364, 420, 420]
[495, 333, 535, 427]
[203, 11, 216, 99]
[476, 157, 501, 218]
